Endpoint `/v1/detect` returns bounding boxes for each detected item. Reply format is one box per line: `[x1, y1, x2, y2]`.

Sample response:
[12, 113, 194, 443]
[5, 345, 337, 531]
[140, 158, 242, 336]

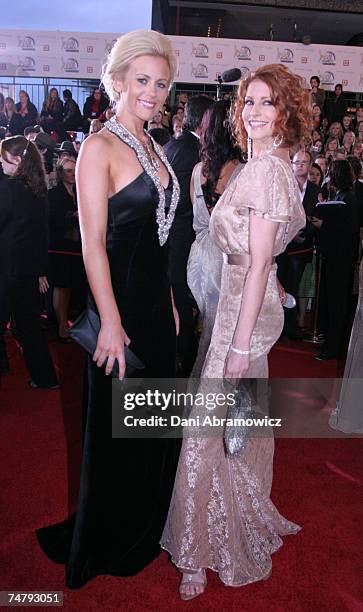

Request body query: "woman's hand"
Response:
[93, 321, 130, 380]
[38, 276, 49, 293]
[170, 288, 180, 336]
[276, 277, 286, 305]
[224, 349, 250, 386]
[310, 216, 322, 229]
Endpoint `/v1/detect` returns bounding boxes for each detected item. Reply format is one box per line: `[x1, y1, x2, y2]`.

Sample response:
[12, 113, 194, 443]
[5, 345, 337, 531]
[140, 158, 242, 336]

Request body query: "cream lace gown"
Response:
[161, 154, 306, 586]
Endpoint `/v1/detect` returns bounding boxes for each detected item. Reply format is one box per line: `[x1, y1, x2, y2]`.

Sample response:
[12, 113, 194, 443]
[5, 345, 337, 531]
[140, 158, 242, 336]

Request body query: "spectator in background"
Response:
[34, 132, 57, 181]
[315, 155, 328, 177]
[148, 127, 171, 147]
[15, 90, 38, 132]
[148, 110, 164, 130]
[3, 97, 23, 136]
[342, 114, 353, 133]
[173, 106, 185, 124]
[348, 155, 363, 228]
[0, 136, 58, 387]
[310, 75, 326, 110]
[161, 103, 171, 129]
[309, 162, 324, 187]
[312, 104, 322, 130]
[352, 142, 363, 160]
[342, 131, 355, 155]
[24, 125, 42, 141]
[328, 121, 343, 142]
[356, 121, 363, 144]
[83, 87, 109, 133]
[172, 116, 183, 138]
[325, 136, 339, 158]
[89, 118, 103, 134]
[313, 160, 360, 360]
[326, 84, 347, 125]
[311, 139, 323, 159]
[48, 157, 85, 341]
[62, 89, 82, 132]
[74, 140, 82, 154]
[55, 141, 77, 160]
[352, 106, 363, 132]
[40, 88, 64, 138]
[165, 94, 214, 375]
[277, 149, 321, 339]
[0, 92, 6, 128]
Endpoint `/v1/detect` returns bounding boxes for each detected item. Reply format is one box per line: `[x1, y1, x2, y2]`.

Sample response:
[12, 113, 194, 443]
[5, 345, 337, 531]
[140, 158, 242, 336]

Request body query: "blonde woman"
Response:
[37, 30, 180, 588]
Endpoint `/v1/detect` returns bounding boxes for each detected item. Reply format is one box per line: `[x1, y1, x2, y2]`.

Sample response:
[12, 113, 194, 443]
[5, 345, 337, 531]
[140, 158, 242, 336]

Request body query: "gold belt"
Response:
[227, 253, 276, 266]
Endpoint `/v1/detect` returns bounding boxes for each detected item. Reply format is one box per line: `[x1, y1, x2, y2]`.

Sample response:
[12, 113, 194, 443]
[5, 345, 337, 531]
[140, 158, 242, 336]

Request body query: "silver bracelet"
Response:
[230, 345, 251, 356]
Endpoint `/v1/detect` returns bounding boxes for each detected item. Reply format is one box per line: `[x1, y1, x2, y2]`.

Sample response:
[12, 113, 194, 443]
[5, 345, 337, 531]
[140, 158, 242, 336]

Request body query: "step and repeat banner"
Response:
[0, 29, 362, 91]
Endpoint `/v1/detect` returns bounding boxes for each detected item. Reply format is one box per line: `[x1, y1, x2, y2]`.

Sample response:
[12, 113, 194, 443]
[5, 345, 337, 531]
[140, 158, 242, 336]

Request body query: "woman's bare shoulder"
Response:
[79, 128, 129, 159]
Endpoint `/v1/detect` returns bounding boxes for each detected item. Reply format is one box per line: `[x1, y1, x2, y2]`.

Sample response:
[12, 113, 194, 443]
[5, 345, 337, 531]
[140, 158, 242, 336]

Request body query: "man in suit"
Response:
[277, 150, 321, 339]
[347, 155, 363, 229]
[165, 95, 214, 375]
[326, 84, 348, 125]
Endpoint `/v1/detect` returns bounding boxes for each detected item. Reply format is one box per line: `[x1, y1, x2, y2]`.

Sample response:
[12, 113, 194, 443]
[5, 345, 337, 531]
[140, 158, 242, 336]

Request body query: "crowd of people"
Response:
[0, 28, 362, 602]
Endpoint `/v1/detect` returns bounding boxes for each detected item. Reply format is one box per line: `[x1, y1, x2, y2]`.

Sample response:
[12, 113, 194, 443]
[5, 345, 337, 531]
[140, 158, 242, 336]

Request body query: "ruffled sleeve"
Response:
[233, 155, 295, 222]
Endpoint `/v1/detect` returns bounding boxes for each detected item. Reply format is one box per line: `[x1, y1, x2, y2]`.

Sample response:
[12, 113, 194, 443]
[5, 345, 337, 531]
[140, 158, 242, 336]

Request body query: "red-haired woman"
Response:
[0, 136, 58, 387]
[161, 64, 312, 599]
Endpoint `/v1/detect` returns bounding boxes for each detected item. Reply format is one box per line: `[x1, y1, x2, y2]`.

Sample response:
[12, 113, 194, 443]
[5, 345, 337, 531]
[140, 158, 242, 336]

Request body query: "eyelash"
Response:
[244, 99, 273, 106]
[137, 78, 166, 89]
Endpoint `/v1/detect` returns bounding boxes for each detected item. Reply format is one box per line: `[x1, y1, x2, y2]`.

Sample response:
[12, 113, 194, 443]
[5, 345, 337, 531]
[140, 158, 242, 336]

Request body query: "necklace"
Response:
[105, 116, 180, 246]
[139, 138, 160, 172]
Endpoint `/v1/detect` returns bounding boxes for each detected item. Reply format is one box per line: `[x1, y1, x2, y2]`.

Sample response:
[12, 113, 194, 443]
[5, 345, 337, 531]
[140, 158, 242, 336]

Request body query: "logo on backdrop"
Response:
[240, 66, 251, 79]
[18, 36, 35, 51]
[319, 71, 335, 85]
[62, 37, 79, 52]
[277, 48, 294, 63]
[17, 56, 36, 71]
[319, 50, 336, 65]
[191, 63, 208, 78]
[105, 39, 117, 55]
[234, 46, 251, 60]
[192, 43, 209, 58]
[62, 57, 79, 73]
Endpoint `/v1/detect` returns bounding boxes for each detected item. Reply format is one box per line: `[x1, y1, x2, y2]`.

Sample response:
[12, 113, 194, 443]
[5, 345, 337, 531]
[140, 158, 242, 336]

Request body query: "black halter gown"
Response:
[37, 169, 180, 588]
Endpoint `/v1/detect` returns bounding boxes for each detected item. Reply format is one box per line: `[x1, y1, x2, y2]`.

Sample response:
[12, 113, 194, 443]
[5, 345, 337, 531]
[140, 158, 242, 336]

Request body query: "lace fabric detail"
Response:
[105, 116, 180, 246]
[160, 433, 301, 586]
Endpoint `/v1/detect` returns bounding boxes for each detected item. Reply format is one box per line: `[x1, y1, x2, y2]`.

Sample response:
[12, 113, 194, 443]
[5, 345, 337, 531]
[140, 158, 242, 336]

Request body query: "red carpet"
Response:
[0, 333, 362, 612]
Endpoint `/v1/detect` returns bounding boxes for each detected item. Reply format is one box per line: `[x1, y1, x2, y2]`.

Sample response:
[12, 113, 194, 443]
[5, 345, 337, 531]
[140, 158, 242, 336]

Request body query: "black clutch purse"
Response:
[69, 295, 145, 378]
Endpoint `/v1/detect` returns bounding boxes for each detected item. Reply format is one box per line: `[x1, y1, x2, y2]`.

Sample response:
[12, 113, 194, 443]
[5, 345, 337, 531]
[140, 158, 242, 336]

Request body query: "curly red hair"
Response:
[232, 63, 312, 151]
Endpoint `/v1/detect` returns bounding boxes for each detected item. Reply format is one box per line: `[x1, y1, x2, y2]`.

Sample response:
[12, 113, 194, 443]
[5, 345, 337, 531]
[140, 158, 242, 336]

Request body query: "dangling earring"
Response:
[247, 136, 253, 161]
[272, 134, 283, 150]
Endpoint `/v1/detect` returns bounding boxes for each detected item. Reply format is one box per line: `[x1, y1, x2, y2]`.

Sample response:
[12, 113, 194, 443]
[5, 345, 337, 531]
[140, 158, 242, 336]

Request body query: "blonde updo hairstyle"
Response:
[102, 29, 177, 103]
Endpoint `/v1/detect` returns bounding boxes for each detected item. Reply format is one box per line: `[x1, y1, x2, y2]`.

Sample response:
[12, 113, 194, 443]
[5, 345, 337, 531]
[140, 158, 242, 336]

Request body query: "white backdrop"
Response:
[0, 29, 362, 91]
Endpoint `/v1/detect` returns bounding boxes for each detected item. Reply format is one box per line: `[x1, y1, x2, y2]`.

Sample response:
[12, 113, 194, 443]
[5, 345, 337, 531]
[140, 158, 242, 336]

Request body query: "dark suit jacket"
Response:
[0, 178, 48, 277]
[48, 182, 81, 253]
[285, 180, 321, 262]
[164, 130, 200, 229]
[318, 190, 359, 261]
[355, 180, 363, 228]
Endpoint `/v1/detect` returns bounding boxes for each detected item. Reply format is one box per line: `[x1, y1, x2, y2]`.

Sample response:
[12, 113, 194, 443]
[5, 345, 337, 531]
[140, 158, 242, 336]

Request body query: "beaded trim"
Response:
[105, 116, 180, 246]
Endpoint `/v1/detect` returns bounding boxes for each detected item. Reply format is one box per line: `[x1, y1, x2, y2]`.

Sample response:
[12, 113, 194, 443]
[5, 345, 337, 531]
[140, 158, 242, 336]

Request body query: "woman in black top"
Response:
[0, 136, 58, 387]
[40, 88, 66, 141]
[48, 157, 86, 339]
[15, 90, 38, 132]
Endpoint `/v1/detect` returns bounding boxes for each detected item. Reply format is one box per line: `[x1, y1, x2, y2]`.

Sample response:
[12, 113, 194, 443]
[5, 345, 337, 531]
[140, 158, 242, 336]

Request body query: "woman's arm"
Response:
[224, 212, 279, 381]
[76, 134, 130, 378]
[190, 162, 201, 206]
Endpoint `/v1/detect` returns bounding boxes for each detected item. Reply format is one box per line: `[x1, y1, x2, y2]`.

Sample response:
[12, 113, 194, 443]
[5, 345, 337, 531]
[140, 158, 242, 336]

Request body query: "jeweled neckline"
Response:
[105, 116, 180, 246]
